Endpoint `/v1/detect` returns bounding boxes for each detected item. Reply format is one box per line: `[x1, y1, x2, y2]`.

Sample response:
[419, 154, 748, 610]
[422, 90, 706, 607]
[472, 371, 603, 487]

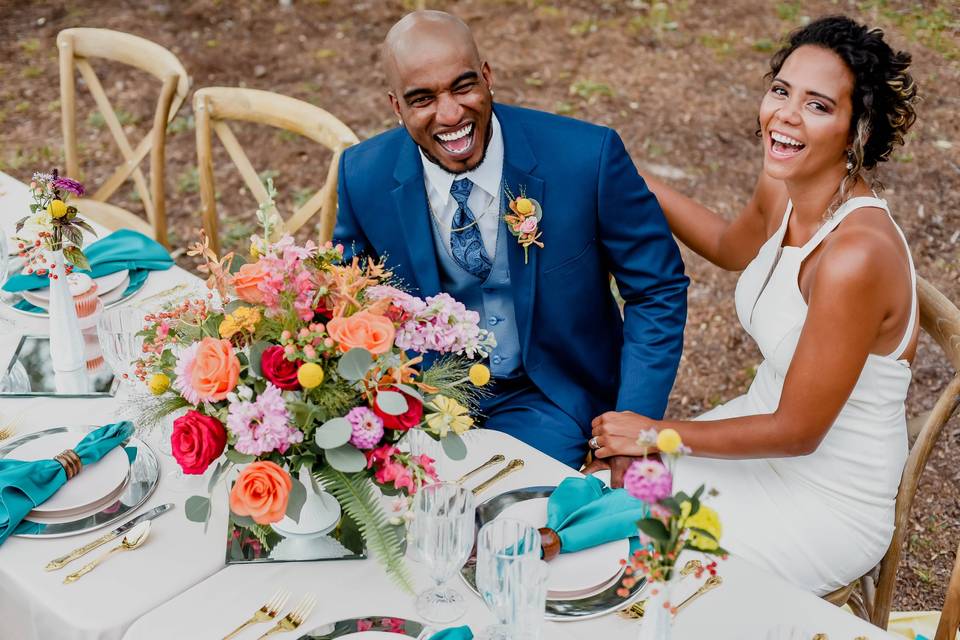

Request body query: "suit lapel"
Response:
[497, 105, 542, 360]
[391, 137, 441, 297]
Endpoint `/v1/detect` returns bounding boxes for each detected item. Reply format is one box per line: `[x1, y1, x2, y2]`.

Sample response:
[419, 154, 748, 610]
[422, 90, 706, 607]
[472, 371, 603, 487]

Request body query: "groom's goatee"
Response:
[418, 113, 495, 176]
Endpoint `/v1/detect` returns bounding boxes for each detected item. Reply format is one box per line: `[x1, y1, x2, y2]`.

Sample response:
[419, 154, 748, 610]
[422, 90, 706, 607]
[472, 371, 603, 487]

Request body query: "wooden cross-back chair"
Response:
[824, 276, 960, 628]
[935, 539, 960, 640]
[57, 28, 190, 247]
[193, 87, 359, 256]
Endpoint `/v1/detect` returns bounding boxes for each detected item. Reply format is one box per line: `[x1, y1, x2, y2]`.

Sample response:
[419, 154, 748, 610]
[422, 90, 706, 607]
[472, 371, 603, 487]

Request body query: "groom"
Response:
[334, 10, 688, 482]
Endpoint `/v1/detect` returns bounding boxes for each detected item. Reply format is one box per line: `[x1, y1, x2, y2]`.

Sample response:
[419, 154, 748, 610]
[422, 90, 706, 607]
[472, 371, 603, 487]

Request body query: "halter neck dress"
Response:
[677, 196, 915, 594]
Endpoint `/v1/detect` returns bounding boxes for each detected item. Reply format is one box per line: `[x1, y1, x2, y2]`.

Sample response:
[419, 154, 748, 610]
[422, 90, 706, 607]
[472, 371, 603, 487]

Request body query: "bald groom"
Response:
[334, 11, 688, 484]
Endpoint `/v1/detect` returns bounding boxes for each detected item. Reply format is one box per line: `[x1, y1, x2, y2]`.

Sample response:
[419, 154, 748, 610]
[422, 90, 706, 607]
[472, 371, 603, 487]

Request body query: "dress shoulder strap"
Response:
[797, 196, 889, 260]
[885, 209, 918, 360]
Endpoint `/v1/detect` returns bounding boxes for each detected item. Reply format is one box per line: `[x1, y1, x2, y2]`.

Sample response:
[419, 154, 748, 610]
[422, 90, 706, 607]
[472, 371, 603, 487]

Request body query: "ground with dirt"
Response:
[1, 0, 958, 613]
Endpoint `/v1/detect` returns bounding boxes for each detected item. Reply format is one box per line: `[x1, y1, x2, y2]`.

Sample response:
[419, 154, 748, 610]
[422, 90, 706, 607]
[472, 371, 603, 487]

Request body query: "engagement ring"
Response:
[588, 436, 600, 450]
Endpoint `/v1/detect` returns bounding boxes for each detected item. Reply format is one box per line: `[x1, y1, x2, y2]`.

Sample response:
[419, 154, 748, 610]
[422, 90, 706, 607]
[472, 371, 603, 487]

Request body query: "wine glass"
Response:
[410, 482, 476, 623]
[96, 305, 147, 389]
[475, 519, 548, 640]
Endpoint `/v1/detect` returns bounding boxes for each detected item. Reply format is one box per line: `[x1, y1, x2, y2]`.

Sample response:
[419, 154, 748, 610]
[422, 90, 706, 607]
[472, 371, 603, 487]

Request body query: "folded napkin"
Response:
[429, 627, 473, 640]
[0, 422, 134, 545]
[543, 475, 647, 557]
[3, 229, 173, 294]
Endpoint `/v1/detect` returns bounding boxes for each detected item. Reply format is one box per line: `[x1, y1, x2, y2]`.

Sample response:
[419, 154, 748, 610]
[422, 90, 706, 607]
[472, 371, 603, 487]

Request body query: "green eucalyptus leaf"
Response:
[375, 390, 408, 416]
[230, 512, 256, 529]
[249, 341, 271, 378]
[392, 384, 423, 402]
[206, 460, 230, 493]
[325, 443, 367, 472]
[184, 495, 212, 523]
[225, 450, 256, 464]
[337, 348, 373, 381]
[314, 417, 352, 449]
[286, 477, 307, 523]
[440, 432, 467, 460]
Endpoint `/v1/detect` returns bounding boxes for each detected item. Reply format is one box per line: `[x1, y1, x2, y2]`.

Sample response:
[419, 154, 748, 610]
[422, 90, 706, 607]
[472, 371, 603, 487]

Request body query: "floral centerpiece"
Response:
[620, 429, 726, 635]
[136, 184, 495, 588]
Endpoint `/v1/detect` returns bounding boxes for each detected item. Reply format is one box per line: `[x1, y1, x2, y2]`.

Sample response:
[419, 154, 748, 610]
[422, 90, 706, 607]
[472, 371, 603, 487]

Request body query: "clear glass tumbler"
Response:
[476, 518, 549, 640]
[411, 482, 476, 623]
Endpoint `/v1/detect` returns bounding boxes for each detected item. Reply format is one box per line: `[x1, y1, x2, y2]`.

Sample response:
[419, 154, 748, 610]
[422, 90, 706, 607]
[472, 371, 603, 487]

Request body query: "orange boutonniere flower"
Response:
[504, 186, 544, 264]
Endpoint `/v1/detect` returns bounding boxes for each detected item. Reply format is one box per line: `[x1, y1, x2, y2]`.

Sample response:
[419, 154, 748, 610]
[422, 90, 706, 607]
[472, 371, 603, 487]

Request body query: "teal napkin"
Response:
[3, 229, 173, 293]
[546, 475, 647, 555]
[429, 627, 473, 639]
[0, 422, 135, 545]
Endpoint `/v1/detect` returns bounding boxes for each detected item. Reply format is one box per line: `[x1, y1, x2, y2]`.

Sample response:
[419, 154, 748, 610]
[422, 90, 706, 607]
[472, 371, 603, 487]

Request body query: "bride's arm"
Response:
[592, 228, 897, 459]
[643, 170, 787, 272]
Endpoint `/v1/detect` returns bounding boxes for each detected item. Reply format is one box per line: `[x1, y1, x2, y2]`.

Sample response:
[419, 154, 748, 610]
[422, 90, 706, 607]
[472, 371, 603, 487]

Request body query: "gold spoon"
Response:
[456, 454, 505, 485]
[64, 521, 151, 584]
[472, 459, 524, 495]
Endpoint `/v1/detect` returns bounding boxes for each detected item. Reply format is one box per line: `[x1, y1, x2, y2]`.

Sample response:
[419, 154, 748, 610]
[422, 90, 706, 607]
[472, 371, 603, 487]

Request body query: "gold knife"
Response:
[456, 454, 505, 485]
[45, 503, 174, 571]
[472, 459, 524, 495]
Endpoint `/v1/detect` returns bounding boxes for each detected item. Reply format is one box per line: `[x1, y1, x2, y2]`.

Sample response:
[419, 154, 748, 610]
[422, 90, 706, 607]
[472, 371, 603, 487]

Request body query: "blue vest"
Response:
[429, 201, 522, 378]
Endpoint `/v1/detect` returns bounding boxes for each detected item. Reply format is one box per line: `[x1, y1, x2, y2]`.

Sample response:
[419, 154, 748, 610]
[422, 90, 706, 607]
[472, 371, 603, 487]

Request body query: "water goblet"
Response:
[96, 305, 147, 389]
[411, 482, 476, 624]
[475, 518, 548, 640]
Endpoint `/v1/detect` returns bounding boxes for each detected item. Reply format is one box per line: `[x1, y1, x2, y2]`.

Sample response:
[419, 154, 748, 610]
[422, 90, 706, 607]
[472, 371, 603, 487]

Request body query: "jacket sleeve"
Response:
[333, 149, 373, 260]
[597, 129, 688, 418]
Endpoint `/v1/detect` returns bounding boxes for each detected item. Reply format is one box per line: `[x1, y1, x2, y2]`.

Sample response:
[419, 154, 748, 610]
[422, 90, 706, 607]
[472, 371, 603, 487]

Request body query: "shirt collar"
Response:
[420, 112, 504, 206]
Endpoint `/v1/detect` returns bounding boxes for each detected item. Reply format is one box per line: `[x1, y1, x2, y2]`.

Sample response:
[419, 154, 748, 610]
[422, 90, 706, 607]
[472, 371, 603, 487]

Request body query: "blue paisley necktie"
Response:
[449, 178, 492, 281]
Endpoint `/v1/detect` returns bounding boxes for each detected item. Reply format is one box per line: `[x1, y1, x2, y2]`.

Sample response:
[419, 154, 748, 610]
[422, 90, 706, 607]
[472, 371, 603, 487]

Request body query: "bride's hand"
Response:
[590, 411, 660, 459]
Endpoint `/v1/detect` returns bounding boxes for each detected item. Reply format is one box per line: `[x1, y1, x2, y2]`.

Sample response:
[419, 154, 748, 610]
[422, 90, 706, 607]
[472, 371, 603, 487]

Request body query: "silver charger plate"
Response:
[299, 616, 425, 638]
[0, 425, 160, 538]
[460, 485, 647, 622]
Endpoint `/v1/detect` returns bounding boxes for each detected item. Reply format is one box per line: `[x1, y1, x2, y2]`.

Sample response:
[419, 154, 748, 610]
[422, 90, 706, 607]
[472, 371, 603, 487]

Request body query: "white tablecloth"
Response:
[0, 171, 897, 640]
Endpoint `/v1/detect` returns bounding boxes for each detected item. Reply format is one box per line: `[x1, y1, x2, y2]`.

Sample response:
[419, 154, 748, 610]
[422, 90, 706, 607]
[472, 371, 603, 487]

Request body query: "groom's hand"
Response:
[582, 455, 635, 488]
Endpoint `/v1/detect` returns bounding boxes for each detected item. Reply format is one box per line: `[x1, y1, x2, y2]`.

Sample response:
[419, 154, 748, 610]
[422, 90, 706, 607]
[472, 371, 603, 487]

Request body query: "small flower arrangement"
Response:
[14, 169, 96, 274]
[619, 428, 726, 601]
[504, 185, 544, 264]
[136, 181, 496, 588]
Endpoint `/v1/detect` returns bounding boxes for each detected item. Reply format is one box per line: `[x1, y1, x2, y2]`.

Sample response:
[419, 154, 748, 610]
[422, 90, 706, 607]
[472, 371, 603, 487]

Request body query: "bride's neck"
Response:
[784, 165, 851, 227]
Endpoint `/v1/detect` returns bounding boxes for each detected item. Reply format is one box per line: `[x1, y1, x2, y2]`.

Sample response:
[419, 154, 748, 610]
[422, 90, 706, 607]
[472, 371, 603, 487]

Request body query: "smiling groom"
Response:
[334, 11, 688, 481]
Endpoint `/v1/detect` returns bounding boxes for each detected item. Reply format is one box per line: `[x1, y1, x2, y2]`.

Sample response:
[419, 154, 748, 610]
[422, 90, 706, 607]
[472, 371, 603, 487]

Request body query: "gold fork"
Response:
[256, 593, 317, 639]
[222, 589, 290, 640]
[0, 424, 16, 441]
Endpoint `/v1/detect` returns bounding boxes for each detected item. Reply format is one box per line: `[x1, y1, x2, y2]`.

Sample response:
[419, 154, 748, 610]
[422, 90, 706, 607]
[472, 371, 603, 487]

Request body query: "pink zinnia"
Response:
[623, 458, 673, 505]
[346, 406, 384, 450]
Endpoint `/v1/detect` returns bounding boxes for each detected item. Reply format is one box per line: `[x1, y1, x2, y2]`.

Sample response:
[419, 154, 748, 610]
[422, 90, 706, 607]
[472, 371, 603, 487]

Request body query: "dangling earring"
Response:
[398, 118, 403, 126]
[845, 149, 854, 173]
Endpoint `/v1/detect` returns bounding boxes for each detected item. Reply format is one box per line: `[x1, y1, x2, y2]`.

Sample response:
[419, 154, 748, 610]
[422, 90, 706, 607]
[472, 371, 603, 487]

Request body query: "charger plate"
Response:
[0, 425, 160, 538]
[460, 485, 647, 622]
[299, 616, 425, 638]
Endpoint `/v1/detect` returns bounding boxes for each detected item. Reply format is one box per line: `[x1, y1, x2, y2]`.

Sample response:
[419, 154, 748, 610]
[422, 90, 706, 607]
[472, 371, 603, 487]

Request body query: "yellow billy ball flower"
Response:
[48, 199, 68, 219]
[469, 363, 491, 386]
[684, 504, 722, 552]
[148, 373, 170, 395]
[515, 198, 534, 215]
[297, 362, 324, 389]
[656, 428, 682, 454]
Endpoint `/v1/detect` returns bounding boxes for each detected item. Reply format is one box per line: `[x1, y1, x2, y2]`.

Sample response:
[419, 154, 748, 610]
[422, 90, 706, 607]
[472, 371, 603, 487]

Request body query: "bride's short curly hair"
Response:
[767, 15, 918, 175]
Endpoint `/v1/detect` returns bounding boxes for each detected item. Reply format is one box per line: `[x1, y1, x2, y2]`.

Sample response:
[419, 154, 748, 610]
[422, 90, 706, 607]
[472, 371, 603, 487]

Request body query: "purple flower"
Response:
[226, 383, 303, 456]
[346, 406, 385, 450]
[623, 458, 673, 504]
[53, 177, 85, 197]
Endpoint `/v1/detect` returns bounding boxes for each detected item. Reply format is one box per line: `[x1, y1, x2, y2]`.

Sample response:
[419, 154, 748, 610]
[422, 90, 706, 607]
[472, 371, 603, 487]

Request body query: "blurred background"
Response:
[0, 0, 957, 611]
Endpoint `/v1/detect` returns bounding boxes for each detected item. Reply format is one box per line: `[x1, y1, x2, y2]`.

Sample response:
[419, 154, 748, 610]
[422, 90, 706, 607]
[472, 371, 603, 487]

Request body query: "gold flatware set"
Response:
[222, 591, 317, 639]
[454, 453, 526, 495]
[618, 560, 724, 620]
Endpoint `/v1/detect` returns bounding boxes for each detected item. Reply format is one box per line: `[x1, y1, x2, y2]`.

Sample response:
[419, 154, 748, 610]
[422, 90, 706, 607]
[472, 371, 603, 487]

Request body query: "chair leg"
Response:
[847, 590, 870, 621]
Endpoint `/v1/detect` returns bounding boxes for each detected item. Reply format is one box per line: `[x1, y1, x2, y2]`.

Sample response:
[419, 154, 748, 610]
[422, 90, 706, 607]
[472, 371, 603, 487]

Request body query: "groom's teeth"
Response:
[437, 124, 473, 142]
[771, 132, 804, 147]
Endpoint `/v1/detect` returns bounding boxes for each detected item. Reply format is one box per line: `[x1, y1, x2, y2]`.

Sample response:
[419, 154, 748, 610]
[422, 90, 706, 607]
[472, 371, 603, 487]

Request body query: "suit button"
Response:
[488, 316, 499, 326]
[492, 355, 503, 365]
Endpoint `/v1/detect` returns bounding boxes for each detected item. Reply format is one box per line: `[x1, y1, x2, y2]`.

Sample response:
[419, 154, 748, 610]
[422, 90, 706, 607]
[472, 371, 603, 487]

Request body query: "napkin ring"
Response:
[55, 449, 82, 479]
[538, 527, 562, 561]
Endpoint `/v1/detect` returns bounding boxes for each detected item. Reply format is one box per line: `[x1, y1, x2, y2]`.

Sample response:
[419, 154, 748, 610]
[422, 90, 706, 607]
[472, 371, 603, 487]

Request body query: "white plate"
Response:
[21, 269, 129, 304]
[97, 274, 130, 305]
[7, 431, 130, 517]
[495, 497, 629, 599]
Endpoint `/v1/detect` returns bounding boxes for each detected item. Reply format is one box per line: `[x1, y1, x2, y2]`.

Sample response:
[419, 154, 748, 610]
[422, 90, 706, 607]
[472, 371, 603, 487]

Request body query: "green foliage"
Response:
[168, 115, 195, 135]
[176, 168, 200, 195]
[318, 467, 413, 592]
[569, 79, 613, 101]
[420, 357, 491, 412]
[859, 0, 959, 59]
[775, 1, 802, 22]
[126, 393, 190, 434]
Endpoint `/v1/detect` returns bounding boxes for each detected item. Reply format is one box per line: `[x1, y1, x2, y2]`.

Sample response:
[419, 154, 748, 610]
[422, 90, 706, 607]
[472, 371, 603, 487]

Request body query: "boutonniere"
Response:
[504, 185, 544, 264]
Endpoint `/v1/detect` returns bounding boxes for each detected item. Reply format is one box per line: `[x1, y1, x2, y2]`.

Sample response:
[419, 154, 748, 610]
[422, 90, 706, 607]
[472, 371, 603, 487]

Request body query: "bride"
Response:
[588, 15, 919, 594]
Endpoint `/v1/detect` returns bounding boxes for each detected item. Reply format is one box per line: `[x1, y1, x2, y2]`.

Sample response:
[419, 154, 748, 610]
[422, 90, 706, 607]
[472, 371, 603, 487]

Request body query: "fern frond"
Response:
[420, 356, 491, 412]
[122, 392, 190, 435]
[317, 467, 413, 593]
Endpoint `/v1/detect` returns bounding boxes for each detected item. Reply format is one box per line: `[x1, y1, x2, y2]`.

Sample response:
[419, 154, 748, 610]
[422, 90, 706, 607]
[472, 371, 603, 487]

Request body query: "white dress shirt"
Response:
[419, 113, 504, 259]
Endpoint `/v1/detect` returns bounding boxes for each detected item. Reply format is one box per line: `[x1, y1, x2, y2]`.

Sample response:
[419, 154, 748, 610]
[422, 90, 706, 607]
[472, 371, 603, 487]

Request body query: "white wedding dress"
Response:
[676, 196, 914, 594]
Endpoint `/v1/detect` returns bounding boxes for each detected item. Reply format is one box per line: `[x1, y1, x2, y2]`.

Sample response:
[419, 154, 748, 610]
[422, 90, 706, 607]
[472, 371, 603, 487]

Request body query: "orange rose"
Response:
[231, 261, 269, 304]
[326, 311, 396, 355]
[229, 461, 292, 524]
[190, 337, 240, 402]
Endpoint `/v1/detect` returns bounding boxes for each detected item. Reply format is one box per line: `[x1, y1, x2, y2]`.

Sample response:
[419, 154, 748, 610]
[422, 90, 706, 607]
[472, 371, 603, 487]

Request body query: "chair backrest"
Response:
[869, 276, 960, 627]
[193, 87, 359, 256]
[57, 28, 190, 246]
[935, 540, 960, 640]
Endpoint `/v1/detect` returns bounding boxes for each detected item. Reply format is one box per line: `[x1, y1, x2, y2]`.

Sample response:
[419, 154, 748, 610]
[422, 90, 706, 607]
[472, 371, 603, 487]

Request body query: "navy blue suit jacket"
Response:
[334, 103, 688, 431]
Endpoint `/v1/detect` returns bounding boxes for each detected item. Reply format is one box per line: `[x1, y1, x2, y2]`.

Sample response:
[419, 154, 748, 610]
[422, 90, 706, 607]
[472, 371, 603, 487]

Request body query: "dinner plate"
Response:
[461, 486, 647, 621]
[7, 430, 130, 517]
[299, 617, 425, 639]
[4, 270, 148, 317]
[20, 269, 129, 305]
[496, 497, 629, 600]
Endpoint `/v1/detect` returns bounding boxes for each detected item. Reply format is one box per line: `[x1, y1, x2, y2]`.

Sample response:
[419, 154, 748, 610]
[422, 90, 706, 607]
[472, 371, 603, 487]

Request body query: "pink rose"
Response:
[519, 216, 539, 234]
[231, 261, 269, 304]
[171, 410, 227, 474]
